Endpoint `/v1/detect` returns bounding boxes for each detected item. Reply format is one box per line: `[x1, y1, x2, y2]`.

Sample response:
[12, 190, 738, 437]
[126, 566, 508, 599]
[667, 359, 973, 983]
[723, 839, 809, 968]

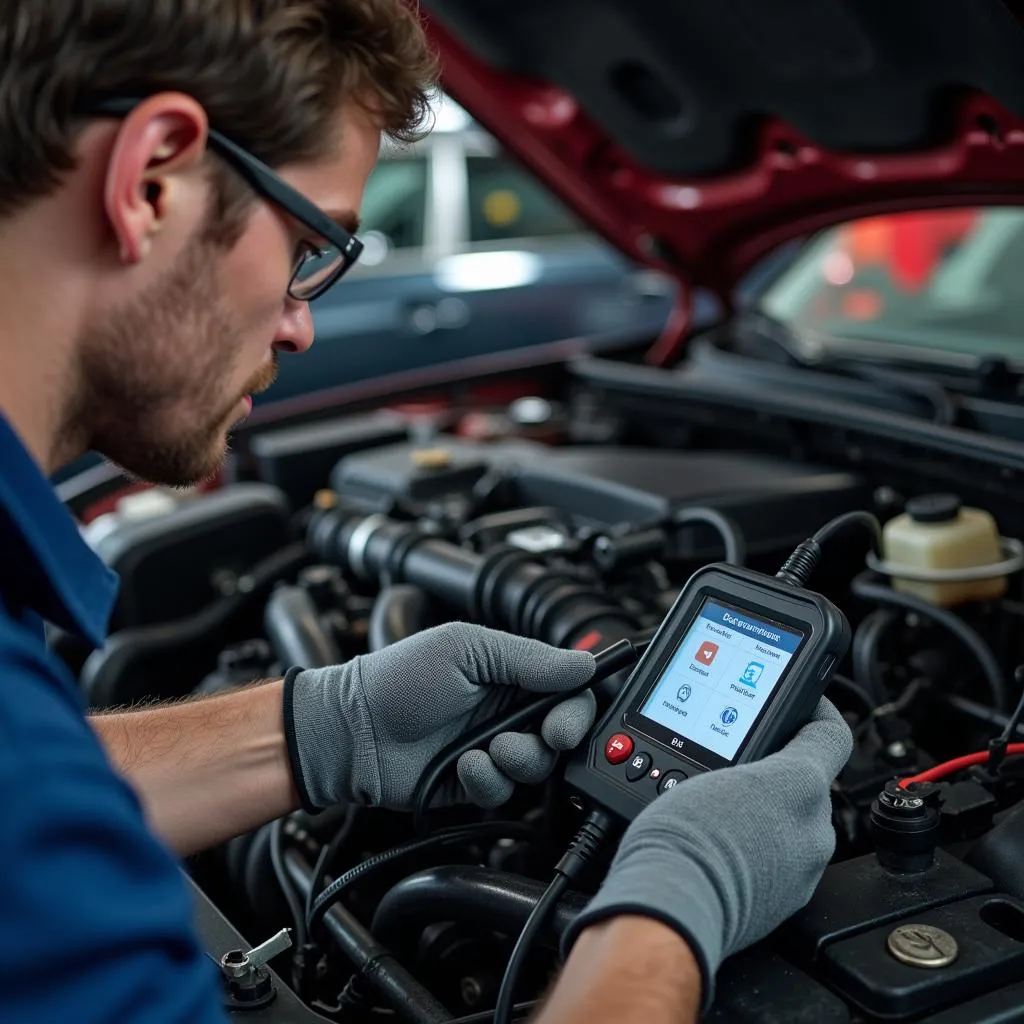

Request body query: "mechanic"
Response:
[0, 3, 852, 1022]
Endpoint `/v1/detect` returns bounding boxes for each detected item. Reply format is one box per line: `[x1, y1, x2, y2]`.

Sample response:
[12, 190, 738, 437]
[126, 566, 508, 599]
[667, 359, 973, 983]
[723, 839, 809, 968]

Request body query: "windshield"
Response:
[760, 208, 1024, 364]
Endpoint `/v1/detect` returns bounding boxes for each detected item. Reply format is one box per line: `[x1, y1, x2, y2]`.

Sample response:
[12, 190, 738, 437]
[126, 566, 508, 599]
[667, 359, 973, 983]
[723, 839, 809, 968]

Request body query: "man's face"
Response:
[82, 103, 381, 487]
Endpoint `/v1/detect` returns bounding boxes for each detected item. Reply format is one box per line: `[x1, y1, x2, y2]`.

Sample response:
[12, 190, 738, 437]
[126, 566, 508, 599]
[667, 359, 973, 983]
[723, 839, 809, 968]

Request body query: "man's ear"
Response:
[103, 93, 210, 264]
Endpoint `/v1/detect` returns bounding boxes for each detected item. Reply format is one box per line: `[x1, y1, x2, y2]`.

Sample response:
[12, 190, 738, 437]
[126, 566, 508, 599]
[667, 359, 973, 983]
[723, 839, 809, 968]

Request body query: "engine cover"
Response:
[332, 440, 870, 561]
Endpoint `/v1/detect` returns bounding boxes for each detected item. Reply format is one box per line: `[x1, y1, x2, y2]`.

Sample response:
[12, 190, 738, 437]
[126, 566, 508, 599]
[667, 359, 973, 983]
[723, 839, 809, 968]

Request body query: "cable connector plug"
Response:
[776, 540, 821, 589]
[988, 736, 1011, 774]
[776, 510, 883, 588]
[988, 666, 1024, 774]
[556, 808, 615, 883]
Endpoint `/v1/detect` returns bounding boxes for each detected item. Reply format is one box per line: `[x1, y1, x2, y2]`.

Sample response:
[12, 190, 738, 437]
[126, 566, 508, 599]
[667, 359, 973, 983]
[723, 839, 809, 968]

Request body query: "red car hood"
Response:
[423, 0, 1024, 357]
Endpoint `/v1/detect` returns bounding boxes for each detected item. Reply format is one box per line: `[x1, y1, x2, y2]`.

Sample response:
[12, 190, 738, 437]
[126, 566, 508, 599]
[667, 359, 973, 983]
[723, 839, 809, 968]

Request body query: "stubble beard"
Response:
[73, 233, 276, 488]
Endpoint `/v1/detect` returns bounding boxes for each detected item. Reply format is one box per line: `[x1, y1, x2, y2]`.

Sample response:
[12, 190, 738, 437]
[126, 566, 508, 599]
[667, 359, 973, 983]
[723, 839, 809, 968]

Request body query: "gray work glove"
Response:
[284, 622, 597, 811]
[563, 698, 852, 1010]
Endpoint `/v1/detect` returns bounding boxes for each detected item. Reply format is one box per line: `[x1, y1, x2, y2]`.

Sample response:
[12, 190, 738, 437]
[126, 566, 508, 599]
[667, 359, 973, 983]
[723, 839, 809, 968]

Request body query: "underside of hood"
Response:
[422, 0, 1024, 330]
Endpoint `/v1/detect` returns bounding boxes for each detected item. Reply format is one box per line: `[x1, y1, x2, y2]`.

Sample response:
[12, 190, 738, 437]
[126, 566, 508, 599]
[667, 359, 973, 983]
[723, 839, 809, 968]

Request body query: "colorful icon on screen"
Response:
[694, 641, 719, 667]
[677, 683, 692, 702]
[720, 706, 739, 726]
[740, 661, 764, 687]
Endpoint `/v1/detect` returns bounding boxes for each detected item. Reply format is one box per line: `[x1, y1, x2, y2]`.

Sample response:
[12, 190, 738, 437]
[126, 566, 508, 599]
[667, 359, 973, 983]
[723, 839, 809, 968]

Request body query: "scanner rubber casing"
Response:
[565, 563, 851, 821]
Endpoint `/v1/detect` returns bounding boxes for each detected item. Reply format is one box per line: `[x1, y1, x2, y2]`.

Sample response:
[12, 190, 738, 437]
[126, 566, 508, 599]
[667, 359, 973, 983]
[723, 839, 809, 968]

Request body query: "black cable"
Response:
[493, 809, 615, 1024]
[307, 821, 534, 939]
[452, 1001, 538, 1024]
[990, 667, 1024, 770]
[886, 677, 926, 717]
[827, 672, 876, 717]
[855, 677, 927, 739]
[812, 510, 883, 554]
[851, 609, 897, 704]
[493, 874, 569, 1024]
[283, 849, 453, 1024]
[851, 572, 1008, 711]
[942, 693, 1024, 739]
[411, 638, 640, 836]
[270, 817, 308, 948]
[306, 803, 358, 928]
[998, 668, 1024, 743]
[777, 511, 884, 589]
[671, 506, 746, 566]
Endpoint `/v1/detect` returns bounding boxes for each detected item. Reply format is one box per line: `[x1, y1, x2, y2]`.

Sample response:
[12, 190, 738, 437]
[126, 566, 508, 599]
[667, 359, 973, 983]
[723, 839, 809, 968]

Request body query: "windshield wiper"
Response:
[732, 311, 959, 426]
[826, 358, 958, 426]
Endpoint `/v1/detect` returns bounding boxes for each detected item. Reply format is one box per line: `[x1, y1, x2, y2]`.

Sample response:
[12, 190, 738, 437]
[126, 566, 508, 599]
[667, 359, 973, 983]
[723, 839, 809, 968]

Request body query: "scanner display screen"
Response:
[636, 598, 805, 762]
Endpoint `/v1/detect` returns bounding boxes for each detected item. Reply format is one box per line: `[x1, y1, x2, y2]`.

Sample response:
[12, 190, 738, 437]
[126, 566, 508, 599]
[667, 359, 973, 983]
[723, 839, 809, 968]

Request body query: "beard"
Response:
[73, 233, 277, 487]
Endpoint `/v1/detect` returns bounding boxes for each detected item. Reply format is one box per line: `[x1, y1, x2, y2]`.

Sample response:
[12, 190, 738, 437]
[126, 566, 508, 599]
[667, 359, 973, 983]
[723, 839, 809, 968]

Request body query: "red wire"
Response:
[898, 743, 1024, 788]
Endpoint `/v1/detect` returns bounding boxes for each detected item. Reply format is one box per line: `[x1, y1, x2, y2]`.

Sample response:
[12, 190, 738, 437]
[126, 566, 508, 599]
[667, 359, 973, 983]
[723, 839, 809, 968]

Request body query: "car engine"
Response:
[62, 374, 1024, 1024]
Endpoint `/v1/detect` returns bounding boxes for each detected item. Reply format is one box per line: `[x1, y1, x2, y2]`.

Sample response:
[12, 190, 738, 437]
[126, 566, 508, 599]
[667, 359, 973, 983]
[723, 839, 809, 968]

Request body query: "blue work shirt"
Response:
[0, 415, 224, 1023]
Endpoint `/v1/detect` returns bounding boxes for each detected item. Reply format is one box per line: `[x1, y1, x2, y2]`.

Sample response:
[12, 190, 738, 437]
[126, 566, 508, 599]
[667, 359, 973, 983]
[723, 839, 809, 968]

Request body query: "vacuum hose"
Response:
[372, 865, 588, 954]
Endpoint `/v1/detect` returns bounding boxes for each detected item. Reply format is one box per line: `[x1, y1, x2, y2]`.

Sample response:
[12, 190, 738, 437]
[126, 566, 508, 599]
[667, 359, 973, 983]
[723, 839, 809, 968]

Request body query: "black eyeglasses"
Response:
[87, 97, 363, 302]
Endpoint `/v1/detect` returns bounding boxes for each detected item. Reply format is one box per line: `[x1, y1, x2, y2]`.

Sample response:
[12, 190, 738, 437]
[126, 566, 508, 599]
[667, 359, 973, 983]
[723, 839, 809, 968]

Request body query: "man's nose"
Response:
[272, 299, 315, 354]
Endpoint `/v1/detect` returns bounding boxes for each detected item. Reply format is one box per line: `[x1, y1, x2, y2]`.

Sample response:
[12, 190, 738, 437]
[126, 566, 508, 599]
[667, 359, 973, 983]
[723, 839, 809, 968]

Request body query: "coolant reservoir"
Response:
[882, 494, 1006, 607]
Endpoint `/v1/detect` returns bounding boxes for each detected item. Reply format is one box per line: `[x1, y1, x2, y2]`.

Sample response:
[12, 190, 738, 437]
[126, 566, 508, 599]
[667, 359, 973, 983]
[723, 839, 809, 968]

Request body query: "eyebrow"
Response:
[328, 209, 361, 235]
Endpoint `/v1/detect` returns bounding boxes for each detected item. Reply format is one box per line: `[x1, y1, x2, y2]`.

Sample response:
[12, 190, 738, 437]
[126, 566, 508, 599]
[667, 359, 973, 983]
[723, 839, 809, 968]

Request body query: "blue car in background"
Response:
[261, 98, 677, 405]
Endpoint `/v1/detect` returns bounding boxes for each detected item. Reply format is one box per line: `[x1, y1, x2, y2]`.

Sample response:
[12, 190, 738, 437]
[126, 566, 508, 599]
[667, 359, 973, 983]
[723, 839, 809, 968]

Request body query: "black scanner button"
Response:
[658, 770, 688, 793]
[625, 752, 652, 782]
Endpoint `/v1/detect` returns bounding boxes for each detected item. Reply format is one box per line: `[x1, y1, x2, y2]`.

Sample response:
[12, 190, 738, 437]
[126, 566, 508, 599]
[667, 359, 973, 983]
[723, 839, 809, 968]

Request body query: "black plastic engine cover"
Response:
[917, 978, 1024, 1022]
[706, 949, 851, 1023]
[331, 438, 543, 510]
[508, 447, 870, 557]
[92, 483, 292, 630]
[786, 849, 994, 962]
[823, 895, 1024, 1019]
[242, 410, 410, 508]
[332, 439, 869, 561]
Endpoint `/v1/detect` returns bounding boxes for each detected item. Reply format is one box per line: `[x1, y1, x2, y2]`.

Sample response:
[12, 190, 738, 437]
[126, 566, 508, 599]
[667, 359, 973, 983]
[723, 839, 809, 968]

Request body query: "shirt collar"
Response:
[0, 416, 118, 647]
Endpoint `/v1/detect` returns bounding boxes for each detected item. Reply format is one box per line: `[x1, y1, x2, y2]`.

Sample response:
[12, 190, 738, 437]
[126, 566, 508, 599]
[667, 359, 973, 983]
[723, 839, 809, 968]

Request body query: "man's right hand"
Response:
[562, 698, 852, 1009]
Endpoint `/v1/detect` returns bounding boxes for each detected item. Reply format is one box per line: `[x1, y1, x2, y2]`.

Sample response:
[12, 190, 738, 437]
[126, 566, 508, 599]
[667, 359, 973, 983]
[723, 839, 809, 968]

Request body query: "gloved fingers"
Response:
[780, 697, 853, 779]
[489, 731, 558, 784]
[434, 622, 597, 693]
[456, 749, 515, 808]
[540, 690, 597, 750]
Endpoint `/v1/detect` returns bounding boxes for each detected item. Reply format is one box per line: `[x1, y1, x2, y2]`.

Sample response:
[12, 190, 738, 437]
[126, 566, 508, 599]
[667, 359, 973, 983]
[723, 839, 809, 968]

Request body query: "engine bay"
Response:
[63, 364, 1024, 1024]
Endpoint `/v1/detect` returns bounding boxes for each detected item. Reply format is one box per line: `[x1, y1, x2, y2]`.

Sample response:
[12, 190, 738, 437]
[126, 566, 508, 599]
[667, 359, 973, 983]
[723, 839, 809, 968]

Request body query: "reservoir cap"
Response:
[906, 493, 962, 524]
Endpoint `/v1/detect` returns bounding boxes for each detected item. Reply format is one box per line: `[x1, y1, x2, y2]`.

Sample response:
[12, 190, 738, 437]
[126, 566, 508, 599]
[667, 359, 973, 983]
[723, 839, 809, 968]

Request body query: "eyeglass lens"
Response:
[290, 244, 345, 300]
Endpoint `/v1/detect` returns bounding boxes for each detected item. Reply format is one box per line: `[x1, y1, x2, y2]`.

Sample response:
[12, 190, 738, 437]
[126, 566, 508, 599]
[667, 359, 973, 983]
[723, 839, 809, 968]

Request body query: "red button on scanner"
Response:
[604, 733, 634, 765]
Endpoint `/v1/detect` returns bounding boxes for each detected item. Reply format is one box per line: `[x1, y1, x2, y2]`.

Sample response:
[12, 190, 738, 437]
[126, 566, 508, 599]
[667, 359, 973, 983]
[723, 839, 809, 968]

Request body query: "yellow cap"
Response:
[410, 447, 453, 470]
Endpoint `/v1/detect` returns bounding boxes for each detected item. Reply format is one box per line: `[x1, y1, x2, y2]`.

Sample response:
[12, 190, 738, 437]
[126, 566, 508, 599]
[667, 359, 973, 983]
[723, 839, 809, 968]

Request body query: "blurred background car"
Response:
[262, 97, 679, 405]
[760, 207, 1024, 367]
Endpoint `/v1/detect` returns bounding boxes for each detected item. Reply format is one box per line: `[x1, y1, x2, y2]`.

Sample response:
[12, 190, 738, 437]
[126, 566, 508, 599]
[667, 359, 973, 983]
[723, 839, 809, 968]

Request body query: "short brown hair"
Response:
[0, 0, 438, 218]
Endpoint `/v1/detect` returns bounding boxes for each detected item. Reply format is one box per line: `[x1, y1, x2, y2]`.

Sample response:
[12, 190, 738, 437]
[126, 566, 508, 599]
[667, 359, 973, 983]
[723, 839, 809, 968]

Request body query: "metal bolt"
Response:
[220, 928, 293, 981]
[220, 949, 251, 980]
[886, 741, 909, 761]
